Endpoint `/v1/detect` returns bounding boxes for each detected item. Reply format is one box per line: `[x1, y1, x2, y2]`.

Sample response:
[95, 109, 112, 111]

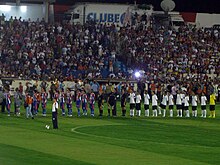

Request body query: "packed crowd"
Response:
[119, 24, 220, 81]
[0, 79, 219, 118]
[0, 16, 125, 80]
[0, 16, 219, 83]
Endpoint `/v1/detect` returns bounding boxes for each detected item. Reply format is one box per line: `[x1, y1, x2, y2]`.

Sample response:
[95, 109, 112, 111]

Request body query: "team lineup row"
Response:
[0, 87, 217, 119]
[127, 90, 216, 118]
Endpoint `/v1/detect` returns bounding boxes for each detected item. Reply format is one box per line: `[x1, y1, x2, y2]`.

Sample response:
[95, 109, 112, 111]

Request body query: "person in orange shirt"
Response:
[25, 93, 34, 119]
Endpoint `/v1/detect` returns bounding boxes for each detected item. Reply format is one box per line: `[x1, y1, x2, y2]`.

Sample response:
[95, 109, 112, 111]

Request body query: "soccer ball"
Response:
[45, 125, 50, 129]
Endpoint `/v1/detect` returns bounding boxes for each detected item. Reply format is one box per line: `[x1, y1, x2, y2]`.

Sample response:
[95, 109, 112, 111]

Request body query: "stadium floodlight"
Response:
[135, 71, 141, 78]
[20, 6, 27, 13]
[0, 5, 11, 12]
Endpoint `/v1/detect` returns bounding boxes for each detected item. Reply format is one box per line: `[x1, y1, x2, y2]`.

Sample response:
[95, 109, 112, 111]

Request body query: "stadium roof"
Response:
[0, 0, 220, 13]
[57, 0, 220, 14]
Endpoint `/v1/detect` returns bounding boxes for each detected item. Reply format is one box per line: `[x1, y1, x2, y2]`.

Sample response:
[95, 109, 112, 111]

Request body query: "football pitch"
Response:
[0, 102, 220, 165]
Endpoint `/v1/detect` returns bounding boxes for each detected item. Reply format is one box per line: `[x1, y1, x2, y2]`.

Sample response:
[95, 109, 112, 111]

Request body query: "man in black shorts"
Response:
[121, 89, 127, 116]
[107, 90, 117, 117]
[98, 91, 104, 117]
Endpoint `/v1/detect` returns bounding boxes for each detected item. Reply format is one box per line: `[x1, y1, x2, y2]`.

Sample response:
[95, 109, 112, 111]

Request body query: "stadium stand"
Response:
[0, 16, 219, 84]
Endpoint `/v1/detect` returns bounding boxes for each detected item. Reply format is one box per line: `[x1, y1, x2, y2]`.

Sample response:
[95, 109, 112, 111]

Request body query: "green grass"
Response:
[0, 102, 220, 165]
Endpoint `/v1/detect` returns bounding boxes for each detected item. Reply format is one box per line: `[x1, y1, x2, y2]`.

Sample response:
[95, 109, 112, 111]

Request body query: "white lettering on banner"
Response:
[87, 13, 125, 24]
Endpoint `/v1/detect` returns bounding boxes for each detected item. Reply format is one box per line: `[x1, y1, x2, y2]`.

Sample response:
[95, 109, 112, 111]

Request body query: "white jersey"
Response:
[192, 95, 198, 106]
[136, 94, 141, 104]
[181, 94, 185, 104]
[176, 94, 182, 105]
[161, 94, 168, 106]
[168, 94, 174, 105]
[184, 96, 189, 106]
[152, 94, 158, 106]
[144, 93, 150, 105]
[52, 102, 58, 112]
[129, 93, 135, 104]
[201, 96, 207, 106]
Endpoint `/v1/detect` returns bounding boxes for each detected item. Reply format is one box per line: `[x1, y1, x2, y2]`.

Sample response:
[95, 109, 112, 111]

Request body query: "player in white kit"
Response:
[144, 90, 150, 117]
[129, 90, 135, 117]
[191, 92, 198, 117]
[176, 90, 183, 117]
[200, 92, 207, 118]
[135, 92, 142, 117]
[152, 91, 158, 117]
[160, 92, 168, 117]
[168, 92, 174, 117]
[184, 92, 190, 117]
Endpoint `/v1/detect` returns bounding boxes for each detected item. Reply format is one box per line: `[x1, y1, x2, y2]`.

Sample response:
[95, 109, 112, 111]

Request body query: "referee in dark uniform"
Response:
[121, 89, 127, 116]
[98, 91, 104, 117]
[107, 90, 117, 117]
[52, 98, 58, 129]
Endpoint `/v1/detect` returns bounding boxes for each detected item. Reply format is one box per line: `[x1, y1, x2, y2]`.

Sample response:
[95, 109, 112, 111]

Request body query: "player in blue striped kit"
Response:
[89, 92, 95, 116]
[33, 91, 38, 115]
[66, 89, 73, 117]
[76, 90, 81, 116]
[60, 89, 65, 116]
[5, 91, 11, 116]
[41, 88, 48, 116]
[81, 90, 88, 116]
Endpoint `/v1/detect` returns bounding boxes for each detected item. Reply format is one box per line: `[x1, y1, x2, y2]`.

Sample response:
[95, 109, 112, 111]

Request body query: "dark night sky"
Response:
[55, 0, 220, 13]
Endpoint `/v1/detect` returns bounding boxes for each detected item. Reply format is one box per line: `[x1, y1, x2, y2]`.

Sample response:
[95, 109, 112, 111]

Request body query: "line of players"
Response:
[32, 88, 97, 117]
[3, 87, 103, 118]
[128, 89, 216, 118]
[3, 87, 217, 119]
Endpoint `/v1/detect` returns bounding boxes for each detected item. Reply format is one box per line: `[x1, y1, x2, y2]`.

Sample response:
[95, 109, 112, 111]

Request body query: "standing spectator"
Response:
[59, 81, 65, 92]
[25, 93, 34, 119]
[91, 80, 99, 99]
[52, 98, 58, 129]
[84, 80, 91, 95]
[40, 80, 48, 92]
[14, 88, 22, 116]
[209, 92, 216, 118]
[49, 82, 56, 101]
